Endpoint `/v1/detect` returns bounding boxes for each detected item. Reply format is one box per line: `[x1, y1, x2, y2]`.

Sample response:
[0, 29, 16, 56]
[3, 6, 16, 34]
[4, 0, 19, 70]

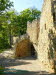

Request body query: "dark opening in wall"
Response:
[31, 43, 37, 58]
[45, 24, 46, 30]
[52, 1, 56, 29]
[53, 12, 55, 22]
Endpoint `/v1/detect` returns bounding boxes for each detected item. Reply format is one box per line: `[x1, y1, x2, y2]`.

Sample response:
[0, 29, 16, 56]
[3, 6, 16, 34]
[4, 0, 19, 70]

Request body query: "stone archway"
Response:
[15, 37, 37, 58]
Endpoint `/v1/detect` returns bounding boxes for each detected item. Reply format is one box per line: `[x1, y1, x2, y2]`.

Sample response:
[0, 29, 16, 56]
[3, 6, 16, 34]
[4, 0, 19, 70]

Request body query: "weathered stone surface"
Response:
[12, 34, 29, 45]
[27, 19, 40, 44]
[37, 0, 56, 73]
[26, 19, 40, 58]
[12, 36, 20, 45]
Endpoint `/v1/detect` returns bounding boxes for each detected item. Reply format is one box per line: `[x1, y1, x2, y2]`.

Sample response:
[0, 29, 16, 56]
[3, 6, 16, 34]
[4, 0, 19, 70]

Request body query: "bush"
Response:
[0, 37, 10, 49]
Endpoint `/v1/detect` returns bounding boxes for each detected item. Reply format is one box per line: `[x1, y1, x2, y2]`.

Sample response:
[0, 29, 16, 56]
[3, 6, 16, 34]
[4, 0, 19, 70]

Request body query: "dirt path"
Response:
[0, 50, 55, 75]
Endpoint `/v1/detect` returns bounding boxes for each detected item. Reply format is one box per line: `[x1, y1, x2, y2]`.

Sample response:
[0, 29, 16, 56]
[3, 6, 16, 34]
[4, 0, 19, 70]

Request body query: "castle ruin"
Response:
[27, 0, 56, 73]
[15, 20, 39, 58]
[15, 0, 56, 73]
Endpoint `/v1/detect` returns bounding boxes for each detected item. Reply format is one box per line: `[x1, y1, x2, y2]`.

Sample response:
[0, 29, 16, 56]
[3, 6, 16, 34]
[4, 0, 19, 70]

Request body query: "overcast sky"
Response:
[10, 0, 43, 12]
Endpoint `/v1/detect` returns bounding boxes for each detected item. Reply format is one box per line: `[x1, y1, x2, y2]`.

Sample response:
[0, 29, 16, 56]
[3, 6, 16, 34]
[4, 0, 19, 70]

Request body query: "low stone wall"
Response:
[12, 36, 20, 45]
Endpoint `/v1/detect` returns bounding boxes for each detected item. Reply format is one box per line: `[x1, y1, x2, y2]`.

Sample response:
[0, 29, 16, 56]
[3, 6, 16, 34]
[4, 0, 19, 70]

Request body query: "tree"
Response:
[6, 10, 18, 46]
[0, 0, 13, 49]
[0, 0, 13, 14]
[17, 8, 41, 35]
[0, 1, 41, 49]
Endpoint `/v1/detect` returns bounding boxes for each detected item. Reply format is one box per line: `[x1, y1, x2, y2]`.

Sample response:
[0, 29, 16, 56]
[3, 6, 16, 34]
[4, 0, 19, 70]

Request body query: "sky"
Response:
[10, 0, 43, 12]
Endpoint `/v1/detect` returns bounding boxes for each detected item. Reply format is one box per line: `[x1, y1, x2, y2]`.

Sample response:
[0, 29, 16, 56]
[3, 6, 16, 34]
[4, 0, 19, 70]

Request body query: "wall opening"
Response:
[53, 0, 56, 22]
[45, 24, 46, 30]
[53, 12, 55, 22]
[31, 43, 37, 58]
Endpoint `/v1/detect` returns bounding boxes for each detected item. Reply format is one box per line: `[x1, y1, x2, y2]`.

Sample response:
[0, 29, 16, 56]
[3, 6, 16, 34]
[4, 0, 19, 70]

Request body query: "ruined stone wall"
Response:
[12, 36, 20, 45]
[37, 0, 56, 73]
[15, 19, 40, 58]
[14, 0, 56, 73]
[27, 19, 39, 44]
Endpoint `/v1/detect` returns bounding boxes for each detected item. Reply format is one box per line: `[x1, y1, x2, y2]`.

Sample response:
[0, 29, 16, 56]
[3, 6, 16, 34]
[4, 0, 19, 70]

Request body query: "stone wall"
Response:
[37, 0, 56, 73]
[27, 19, 40, 58]
[15, 19, 40, 58]
[27, 19, 40, 44]
[12, 36, 20, 45]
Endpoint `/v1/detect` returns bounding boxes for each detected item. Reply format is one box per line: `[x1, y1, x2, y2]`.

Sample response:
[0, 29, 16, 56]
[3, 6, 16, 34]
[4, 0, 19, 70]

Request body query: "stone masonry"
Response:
[27, 0, 56, 73]
[27, 19, 39, 44]
[37, 0, 56, 73]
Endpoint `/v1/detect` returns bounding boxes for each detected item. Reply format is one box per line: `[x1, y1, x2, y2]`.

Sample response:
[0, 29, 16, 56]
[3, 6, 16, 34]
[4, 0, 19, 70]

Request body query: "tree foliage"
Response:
[0, 0, 13, 14]
[0, 0, 41, 49]
[16, 8, 41, 35]
[0, 0, 13, 49]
